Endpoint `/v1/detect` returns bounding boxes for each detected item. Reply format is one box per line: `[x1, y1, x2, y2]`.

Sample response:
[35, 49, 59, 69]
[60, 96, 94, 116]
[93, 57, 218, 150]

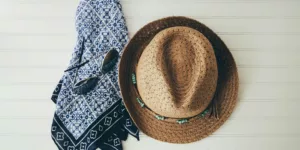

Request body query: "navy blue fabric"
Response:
[50, 0, 139, 149]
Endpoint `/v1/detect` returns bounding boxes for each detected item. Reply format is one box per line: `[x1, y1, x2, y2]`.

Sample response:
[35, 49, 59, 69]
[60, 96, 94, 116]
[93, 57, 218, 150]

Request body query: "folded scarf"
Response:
[50, 0, 139, 149]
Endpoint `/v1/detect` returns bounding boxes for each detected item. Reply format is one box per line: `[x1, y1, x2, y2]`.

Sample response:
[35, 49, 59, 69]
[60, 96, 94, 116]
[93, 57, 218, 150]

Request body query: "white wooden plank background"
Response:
[0, 0, 300, 149]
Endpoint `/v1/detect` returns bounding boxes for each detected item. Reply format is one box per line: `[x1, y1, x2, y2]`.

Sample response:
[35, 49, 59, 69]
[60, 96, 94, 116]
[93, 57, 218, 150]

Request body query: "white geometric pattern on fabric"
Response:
[51, 1, 139, 149]
[55, 0, 128, 140]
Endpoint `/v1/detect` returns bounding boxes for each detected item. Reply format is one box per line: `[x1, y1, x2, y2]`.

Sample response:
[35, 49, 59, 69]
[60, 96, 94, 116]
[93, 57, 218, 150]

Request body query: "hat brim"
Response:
[118, 16, 239, 143]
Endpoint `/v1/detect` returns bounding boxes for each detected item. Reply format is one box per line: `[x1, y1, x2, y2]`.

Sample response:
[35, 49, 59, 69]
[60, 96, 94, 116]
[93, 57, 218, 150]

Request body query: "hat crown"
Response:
[136, 27, 218, 118]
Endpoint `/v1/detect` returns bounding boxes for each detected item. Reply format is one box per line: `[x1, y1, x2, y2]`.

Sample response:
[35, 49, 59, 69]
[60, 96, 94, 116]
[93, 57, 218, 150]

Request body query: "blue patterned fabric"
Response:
[50, 0, 139, 149]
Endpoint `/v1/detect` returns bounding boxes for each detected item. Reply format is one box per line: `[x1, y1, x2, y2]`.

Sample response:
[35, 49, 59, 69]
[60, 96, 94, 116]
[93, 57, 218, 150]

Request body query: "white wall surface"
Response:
[0, 0, 300, 150]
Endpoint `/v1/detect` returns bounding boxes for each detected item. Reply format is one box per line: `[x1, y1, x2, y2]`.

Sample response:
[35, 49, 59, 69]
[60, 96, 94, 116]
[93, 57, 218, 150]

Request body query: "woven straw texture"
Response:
[119, 16, 239, 143]
[136, 26, 218, 118]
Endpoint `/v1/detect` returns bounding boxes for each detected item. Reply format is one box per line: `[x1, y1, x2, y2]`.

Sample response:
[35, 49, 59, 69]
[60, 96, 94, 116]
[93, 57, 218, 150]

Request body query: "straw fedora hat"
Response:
[118, 16, 239, 143]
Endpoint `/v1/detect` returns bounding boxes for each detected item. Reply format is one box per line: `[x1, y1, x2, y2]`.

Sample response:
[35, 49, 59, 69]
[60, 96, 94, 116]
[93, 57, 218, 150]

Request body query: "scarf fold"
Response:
[50, 0, 139, 149]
